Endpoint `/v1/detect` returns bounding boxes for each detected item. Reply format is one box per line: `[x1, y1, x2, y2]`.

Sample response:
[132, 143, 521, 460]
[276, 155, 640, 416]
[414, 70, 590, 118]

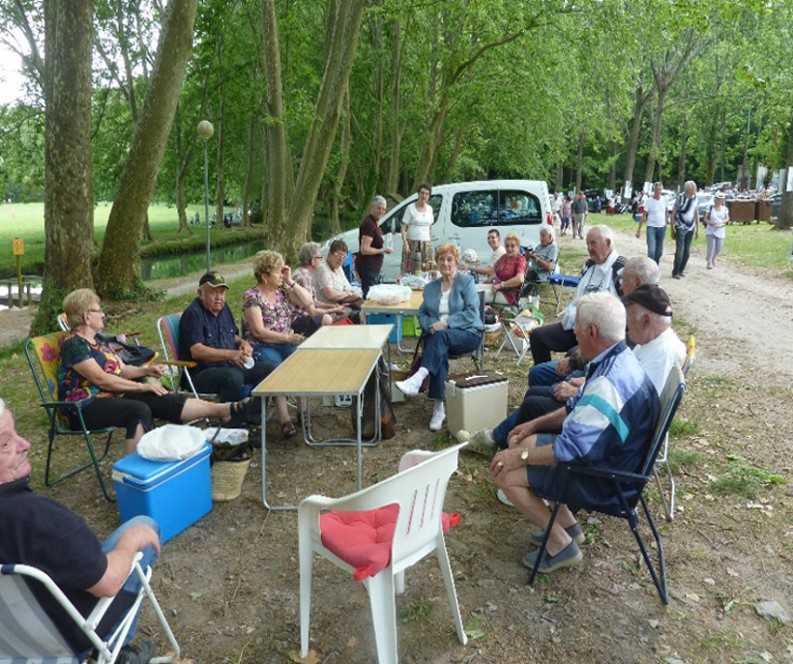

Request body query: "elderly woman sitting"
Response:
[293, 241, 346, 320]
[243, 250, 324, 437]
[314, 239, 363, 309]
[395, 243, 484, 431]
[58, 289, 242, 453]
[478, 233, 526, 305]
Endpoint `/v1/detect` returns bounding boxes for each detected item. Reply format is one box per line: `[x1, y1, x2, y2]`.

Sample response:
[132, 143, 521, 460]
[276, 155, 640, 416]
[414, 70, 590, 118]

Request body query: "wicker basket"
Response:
[212, 458, 251, 502]
[484, 328, 503, 347]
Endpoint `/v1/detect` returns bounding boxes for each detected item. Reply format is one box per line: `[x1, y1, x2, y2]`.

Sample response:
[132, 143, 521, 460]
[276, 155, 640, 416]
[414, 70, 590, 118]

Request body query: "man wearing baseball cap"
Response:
[623, 284, 685, 395]
[178, 272, 274, 411]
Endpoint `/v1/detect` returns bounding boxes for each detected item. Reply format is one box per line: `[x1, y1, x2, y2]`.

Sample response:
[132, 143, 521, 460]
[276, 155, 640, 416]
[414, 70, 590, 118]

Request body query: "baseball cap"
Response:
[622, 284, 672, 316]
[198, 271, 229, 289]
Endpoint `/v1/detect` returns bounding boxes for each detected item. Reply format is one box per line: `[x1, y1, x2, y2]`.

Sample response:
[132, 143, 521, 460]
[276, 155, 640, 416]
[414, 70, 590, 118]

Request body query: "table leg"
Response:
[261, 396, 296, 511]
[356, 389, 363, 491]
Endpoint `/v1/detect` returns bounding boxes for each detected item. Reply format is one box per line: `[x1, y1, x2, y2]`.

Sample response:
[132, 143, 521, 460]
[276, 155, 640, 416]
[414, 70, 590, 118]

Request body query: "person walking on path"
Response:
[571, 192, 588, 239]
[704, 191, 729, 270]
[635, 182, 668, 264]
[672, 180, 698, 279]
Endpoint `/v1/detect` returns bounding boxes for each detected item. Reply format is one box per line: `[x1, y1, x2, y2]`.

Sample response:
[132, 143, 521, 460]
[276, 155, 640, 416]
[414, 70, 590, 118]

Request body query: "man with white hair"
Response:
[489, 293, 659, 572]
[0, 400, 159, 662]
[521, 227, 559, 298]
[529, 225, 624, 364]
[672, 180, 699, 279]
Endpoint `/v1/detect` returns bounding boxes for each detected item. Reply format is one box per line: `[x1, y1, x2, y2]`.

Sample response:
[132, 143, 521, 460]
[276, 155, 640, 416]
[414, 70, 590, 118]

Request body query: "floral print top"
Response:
[58, 335, 123, 402]
[293, 266, 316, 301]
[242, 287, 297, 341]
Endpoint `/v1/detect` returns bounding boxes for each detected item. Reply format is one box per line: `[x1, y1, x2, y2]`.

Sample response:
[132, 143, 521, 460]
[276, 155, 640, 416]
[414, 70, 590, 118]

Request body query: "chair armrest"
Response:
[160, 359, 197, 369]
[40, 399, 90, 411]
[564, 463, 649, 484]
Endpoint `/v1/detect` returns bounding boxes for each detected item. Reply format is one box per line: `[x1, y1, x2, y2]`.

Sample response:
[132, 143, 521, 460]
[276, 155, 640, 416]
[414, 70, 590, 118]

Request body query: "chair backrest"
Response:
[640, 366, 686, 477]
[157, 313, 183, 363]
[327, 444, 466, 568]
[682, 335, 696, 375]
[56, 313, 70, 333]
[25, 332, 66, 403]
[0, 565, 81, 662]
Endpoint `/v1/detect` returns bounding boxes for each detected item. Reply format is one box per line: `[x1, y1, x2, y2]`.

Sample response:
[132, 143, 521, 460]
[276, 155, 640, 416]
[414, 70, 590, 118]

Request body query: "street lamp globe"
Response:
[197, 120, 214, 140]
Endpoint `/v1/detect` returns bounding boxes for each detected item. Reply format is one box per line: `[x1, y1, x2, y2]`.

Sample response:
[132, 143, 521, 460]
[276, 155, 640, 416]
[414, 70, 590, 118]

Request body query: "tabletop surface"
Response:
[298, 324, 393, 350]
[252, 348, 380, 396]
[361, 289, 424, 314]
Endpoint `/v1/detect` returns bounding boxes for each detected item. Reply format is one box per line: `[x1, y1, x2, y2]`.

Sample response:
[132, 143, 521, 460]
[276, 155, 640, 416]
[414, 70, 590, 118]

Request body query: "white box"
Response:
[445, 374, 508, 435]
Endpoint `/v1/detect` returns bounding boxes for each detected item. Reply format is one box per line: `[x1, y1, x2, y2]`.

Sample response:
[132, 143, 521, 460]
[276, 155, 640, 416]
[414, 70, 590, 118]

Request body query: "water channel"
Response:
[139, 239, 265, 281]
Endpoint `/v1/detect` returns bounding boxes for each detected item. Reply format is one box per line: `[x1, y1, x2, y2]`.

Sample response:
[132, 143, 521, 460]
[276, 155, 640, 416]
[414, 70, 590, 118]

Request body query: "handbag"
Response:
[352, 357, 397, 440]
[99, 333, 156, 366]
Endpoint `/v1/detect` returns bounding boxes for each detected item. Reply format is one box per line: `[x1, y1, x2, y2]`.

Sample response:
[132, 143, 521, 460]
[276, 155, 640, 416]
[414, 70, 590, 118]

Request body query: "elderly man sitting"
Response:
[179, 272, 274, 411]
[529, 225, 623, 365]
[489, 293, 659, 572]
[521, 227, 559, 298]
[0, 400, 160, 662]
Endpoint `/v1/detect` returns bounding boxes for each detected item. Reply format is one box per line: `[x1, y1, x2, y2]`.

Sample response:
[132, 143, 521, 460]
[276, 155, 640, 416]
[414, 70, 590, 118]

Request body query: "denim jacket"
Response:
[419, 272, 483, 335]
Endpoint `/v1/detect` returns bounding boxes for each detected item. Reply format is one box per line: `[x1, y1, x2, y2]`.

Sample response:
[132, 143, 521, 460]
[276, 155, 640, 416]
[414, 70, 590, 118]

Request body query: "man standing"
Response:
[636, 182, 668, 264]
[571, 191, 588, 239]
[489, 293, 659, 572]
[0, 401, 160, 662]
[179, 272, 273, 406]
[529, 225, 623, 364]
[672, 180, 699, 279]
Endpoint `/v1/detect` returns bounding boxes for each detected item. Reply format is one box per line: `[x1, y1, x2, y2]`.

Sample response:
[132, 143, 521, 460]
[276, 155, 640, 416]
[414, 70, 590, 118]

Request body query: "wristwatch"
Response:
[520, 448, 530, 464]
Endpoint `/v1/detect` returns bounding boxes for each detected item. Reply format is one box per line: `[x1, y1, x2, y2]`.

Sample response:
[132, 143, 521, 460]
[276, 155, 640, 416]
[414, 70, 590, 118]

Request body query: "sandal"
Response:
[228, 398, 252, 427]
[280, 420, 297, 439]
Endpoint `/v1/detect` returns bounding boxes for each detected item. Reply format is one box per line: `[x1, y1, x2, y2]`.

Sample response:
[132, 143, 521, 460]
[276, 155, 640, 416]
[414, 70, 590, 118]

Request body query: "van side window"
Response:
[498, 191, 542, 225]
[384, 194, 443, 232]
[451, 190, 498, 227]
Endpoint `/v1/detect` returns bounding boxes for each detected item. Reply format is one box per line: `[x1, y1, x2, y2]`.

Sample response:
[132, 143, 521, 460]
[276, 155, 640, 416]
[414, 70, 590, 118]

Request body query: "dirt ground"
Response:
[15, 225, 793, 663]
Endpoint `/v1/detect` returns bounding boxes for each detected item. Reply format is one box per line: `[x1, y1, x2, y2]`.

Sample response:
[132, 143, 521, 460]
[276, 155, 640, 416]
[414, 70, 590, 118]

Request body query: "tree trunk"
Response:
[555, 163, 564, 192]
[285, 0, 366, 256]
[370, 10, 385, 193]
[214, 32, 225, 229]
[173, 103, 190, 233]
[33, 0, 95, 335]
[142, 212, 154, 242]
[607, 142, 617, 192]
[384, 19, 402, 197]
[241, 115, 257, 227]
[777, 108, 793, 230]
[574, 133, 584, 191]
[643, 88, 666, 185]
[622, 85, 648, 190]
[330, 86, 351, 236]
[676, 118, 689, 188]
[96, 0, 198, 297]
[261, 0, 293, 242]
[413, 93, 450, 189]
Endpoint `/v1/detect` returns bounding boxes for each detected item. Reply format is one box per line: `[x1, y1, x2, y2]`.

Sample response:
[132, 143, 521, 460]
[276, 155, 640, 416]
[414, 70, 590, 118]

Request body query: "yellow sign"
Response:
[12, 238, 24, 256]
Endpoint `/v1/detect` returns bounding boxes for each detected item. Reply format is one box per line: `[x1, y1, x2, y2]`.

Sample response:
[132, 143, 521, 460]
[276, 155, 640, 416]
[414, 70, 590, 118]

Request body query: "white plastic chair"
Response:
[298, 443, 468, 664]
[0, 553, 180, 663]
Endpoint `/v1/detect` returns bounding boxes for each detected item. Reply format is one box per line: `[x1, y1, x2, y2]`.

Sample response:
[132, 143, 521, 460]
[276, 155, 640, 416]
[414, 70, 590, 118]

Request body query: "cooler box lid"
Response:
[112, 442, 211, 490]
[448, 373, 507, 388]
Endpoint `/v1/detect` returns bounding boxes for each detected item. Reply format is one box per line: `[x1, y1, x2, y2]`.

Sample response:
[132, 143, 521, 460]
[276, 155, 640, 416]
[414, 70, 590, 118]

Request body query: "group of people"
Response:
[555, 192, 588, 239]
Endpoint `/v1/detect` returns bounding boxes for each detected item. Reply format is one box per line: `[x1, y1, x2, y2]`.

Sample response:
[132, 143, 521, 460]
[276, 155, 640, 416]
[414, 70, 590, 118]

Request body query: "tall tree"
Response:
[32, 0, 95, 334]
[96, 0, 198, 297]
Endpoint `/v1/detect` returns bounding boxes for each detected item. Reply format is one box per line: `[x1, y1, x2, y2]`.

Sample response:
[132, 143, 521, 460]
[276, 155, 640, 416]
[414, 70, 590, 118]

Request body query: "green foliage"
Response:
[710, 455, 785, 499]
[669, 417, 700, 438]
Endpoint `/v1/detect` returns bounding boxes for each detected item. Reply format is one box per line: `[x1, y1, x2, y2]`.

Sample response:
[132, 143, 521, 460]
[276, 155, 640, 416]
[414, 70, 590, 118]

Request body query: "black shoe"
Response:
[117, 640, 153, 664]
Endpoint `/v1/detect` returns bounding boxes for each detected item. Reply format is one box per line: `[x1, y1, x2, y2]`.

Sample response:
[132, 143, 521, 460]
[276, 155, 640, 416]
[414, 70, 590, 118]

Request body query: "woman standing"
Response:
[400, 183, 435, 274]
[355, 195, 394, 297]
[395, 244, 483, 431]
[560, 195, 572, 236]
[705, 191, 729, 270]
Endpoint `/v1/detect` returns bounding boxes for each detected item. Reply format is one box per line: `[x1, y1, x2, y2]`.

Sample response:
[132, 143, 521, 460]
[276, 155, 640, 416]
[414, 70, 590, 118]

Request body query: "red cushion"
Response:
[319, 504, 460, 581]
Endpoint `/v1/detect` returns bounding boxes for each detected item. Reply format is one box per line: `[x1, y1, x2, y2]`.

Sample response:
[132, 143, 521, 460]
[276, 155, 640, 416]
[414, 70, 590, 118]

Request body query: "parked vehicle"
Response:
[696, 191, 714, 219]
[323, 179, 553, 281]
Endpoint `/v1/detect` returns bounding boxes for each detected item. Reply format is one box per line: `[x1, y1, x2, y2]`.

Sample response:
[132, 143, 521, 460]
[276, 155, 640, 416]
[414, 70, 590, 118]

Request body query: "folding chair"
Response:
[299, 444, 468, 663]
[494, 308, 543, 366]
[155, 313, 204, 398]
[0, 553, 180, 663]
[25, 333, 116, 502]
[653, 335, 697, 521]
[547, 271, 580, 316]
[529, 367, 686, 604]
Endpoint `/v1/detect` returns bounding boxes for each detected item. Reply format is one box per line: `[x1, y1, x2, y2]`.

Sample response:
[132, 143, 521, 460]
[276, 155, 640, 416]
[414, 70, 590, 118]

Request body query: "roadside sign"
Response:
[12, 238, 24, 256]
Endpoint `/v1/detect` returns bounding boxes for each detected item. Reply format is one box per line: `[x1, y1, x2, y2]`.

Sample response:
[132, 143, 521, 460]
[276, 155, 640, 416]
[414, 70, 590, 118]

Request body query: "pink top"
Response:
[242, 287, 297, 341]
[493, 254, 527, 304]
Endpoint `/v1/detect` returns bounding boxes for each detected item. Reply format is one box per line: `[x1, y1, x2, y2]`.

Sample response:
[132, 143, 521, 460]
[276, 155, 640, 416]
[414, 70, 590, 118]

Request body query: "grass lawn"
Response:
[0, 202, 257, 278]
[591, 212, 793, 278]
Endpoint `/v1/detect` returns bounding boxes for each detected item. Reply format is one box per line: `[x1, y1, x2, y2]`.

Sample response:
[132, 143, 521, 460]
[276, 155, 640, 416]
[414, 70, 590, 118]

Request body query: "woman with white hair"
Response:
[293, 242, 346, 319]
[704, 192, 729, 269]
[355, 194, 393, 297]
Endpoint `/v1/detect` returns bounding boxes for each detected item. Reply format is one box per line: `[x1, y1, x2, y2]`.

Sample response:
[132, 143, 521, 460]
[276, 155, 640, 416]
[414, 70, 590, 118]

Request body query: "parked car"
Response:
[696, 191, 714, 219]
[323, 179, 554, 281]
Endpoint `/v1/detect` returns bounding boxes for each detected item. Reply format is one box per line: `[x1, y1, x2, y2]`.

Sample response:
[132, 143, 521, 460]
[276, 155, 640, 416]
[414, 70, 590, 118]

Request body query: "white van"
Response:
[324, 179, 553, 281]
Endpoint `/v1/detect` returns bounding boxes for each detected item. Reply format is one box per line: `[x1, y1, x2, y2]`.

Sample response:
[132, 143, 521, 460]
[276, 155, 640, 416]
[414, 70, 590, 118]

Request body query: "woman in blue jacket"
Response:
[396, 243, 484, 431]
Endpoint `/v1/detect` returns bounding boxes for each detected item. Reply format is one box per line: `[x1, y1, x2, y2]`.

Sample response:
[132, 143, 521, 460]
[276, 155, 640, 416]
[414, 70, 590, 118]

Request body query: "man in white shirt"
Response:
[623, 284, 685, 394]
[473, 228, 506, 279]
[635, 182, 668, 265]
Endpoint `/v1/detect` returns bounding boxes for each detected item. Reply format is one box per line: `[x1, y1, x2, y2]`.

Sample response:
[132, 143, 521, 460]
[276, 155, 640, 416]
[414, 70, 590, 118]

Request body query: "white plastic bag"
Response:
[366, 284, 412, 305]
[137, 424, 207, 462]
[204, 427, 249, 446]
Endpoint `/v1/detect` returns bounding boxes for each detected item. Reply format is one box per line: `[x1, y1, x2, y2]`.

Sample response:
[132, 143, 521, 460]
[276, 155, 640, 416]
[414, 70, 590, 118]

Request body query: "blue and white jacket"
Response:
[553, 340, 659, 473]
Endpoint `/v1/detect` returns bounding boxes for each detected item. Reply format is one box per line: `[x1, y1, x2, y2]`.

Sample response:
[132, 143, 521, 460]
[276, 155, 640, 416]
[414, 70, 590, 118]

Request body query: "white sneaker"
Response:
[468, 429, 495, 454]
[429, 405, 446, 432]
[496, 488, 514, 507]
[395, 375, 421, 397]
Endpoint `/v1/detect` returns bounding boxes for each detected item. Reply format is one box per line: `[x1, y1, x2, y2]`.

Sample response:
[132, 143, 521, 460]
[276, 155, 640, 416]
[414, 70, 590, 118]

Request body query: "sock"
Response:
[413, 366, 429, 383]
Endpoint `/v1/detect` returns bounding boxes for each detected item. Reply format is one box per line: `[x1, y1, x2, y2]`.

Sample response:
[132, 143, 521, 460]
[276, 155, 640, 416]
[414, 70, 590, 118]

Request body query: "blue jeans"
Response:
[101, 516, 159, 645]
[528, 360, 585, 388]
[252, 342, 296, 367]
[492, 394, 563, 448]
[646, 226, 666, 264]
[673, 228, 694, 276]
[421, 328, 482, 400]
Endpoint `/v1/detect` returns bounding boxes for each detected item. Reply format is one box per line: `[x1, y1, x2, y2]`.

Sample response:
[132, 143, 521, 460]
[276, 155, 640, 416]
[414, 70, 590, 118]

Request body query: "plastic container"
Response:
[445, 374, 509, 435]
[401, 316, 421, 338]
[366, 313, 402, 345]
[111, 443, 212, 544]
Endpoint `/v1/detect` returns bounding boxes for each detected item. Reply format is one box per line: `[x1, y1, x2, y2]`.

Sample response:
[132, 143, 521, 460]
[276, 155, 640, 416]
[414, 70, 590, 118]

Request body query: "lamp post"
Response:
[197, 120, 214, 272]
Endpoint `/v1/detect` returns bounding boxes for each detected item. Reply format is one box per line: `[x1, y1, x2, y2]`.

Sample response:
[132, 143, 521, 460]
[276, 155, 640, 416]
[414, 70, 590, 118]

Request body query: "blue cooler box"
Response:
[111, 443, 212, 544]
[365, 313, 401, 345]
